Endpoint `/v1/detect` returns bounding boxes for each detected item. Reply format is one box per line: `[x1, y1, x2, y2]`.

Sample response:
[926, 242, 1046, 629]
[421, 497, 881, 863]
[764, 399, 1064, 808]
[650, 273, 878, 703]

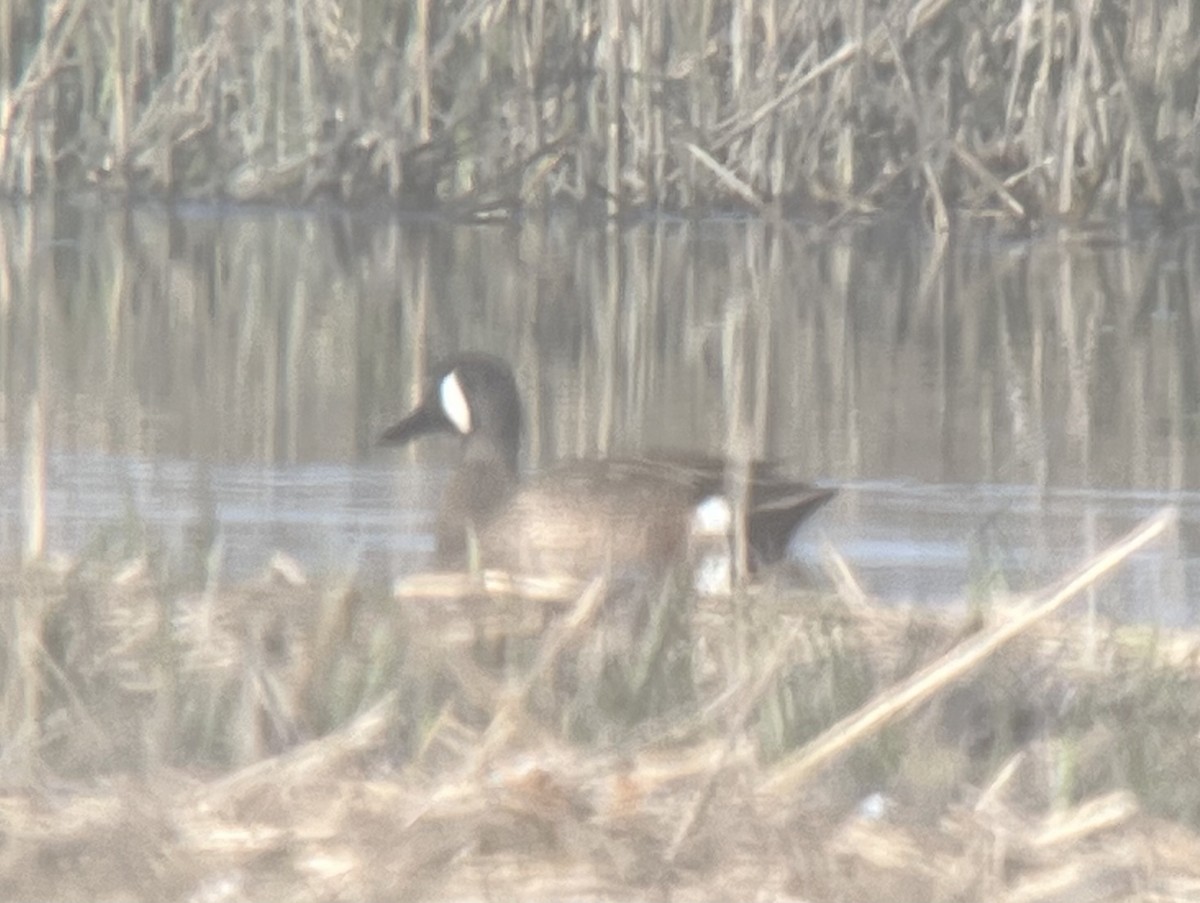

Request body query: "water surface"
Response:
[2, 200, 1199, 622]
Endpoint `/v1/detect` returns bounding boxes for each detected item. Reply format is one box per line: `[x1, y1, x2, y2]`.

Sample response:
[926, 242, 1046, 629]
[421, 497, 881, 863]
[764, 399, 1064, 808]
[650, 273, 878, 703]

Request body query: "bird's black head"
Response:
[378, 354, 523, 471]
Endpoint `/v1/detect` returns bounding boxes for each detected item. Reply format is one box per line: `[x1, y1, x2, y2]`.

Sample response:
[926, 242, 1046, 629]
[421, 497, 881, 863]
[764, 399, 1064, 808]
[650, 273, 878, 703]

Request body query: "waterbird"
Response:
[379, 353, 835, 588]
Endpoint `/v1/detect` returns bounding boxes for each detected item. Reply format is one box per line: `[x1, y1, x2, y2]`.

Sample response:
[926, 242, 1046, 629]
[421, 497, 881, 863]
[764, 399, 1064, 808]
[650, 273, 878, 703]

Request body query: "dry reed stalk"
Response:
[1057, 0, 1095, 215]
[604, 0, 622, 217]
[394, 569, 585, 604]
[663, 623, 804, 865]
[1028, 791, 1139, 851]
[416, 0, 432, 143]
[714, 40, 861, 147]
[0, 0, 89, 190]
[197, 691, 396, 807]
[685, 142, 765, 210]
[821, 541, 870, 609]
[1099, 23, 1164, 208]
[597, 224, 621, 454]
[475, 575, 607, 758]
[721, 302, 751, 595]
[880, 28, 950, 232]
[951, 144, 1027, 219]
[758, 506, 1178, 798]
[21, 397, 45, 563]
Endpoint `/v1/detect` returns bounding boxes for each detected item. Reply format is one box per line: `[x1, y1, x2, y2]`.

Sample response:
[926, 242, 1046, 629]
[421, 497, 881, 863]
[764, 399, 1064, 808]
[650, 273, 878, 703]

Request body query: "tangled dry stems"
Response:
[1, 510, 1199, 900]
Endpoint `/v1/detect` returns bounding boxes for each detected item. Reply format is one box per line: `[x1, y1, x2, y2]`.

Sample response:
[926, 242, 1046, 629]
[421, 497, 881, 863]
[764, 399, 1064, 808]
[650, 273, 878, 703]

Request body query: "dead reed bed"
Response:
[2, 510, 1200, 900]
[2, 0, 1197, 221]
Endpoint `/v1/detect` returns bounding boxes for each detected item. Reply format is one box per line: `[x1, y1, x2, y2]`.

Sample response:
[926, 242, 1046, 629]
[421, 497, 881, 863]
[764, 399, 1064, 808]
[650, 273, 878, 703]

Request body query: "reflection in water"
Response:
[1, 200, 1198, 621]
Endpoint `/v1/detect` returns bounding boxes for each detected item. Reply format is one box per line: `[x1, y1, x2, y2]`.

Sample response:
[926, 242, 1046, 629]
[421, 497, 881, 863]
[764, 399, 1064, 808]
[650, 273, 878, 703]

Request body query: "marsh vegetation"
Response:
[3, 511, 1200, 900]
[3, 0, 1198, 220]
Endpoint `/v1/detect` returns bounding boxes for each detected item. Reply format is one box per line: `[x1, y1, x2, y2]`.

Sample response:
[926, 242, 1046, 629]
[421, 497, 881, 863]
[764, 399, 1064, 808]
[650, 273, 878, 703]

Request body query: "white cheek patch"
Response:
[439, 370, 473, 434]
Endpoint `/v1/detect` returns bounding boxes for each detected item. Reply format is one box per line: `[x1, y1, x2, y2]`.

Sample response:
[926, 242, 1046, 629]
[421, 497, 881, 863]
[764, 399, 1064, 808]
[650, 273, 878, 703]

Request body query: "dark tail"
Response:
[746, 487, 837, 565]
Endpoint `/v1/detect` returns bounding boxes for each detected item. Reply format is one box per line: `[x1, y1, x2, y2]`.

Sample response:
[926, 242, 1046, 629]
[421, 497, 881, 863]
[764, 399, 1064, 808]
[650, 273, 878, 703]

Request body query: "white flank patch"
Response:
[690, 495, 734, 595]
[690, 494, 732, 536]
[693, 553, 732, 596]
[439, 370, 473, 434]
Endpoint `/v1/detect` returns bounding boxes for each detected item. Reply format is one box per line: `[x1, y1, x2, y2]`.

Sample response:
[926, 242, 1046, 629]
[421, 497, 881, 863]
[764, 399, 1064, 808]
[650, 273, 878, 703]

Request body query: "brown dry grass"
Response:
[2, 0, 1197, 220]
[3, 510, 1200, 900]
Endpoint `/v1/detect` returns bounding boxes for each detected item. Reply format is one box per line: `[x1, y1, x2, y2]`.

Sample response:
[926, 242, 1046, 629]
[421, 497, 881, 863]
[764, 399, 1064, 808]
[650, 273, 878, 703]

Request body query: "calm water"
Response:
[2, 199, 1199, 622]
